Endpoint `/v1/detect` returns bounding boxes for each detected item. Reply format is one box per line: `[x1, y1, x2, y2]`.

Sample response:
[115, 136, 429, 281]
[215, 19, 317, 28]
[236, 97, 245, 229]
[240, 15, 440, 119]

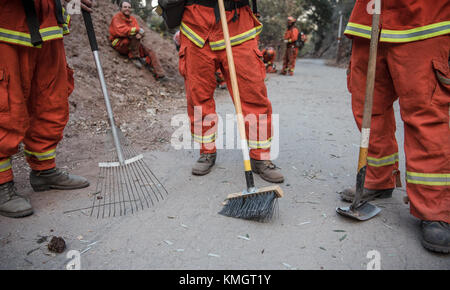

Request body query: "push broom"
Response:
[75, 10, 168, 218]
[217, 0, 283, 222]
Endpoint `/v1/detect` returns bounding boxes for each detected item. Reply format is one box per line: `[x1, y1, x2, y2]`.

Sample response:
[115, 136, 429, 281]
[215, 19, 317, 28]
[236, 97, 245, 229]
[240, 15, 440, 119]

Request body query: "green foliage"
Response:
[257, 0, 353, 56]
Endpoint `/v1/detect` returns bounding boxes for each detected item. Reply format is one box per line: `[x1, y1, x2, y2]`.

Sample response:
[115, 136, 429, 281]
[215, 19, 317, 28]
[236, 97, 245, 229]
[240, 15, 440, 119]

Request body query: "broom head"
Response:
[218, 185, 283, 222]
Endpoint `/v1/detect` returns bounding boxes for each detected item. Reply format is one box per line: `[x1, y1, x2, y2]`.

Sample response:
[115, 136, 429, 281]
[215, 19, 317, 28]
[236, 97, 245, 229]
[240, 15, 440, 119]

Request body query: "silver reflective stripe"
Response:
[344, 25, 371, 37]
[180, 23, 205, 47]
[381, 24, 450, 40]
[406, 172, 450, 186]
[40, 28, 64, 39]
[0, 31, 30, 43]
[24, 149, 56, 160]
[210, 26, 262, 50]
[0, 159, 11, 172]
[367, 153, 399, 167]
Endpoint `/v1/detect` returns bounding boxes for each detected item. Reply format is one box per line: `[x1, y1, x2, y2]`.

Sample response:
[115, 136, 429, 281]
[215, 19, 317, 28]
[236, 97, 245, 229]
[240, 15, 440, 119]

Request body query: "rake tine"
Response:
[90, 167, 103, 217]
[122, 145, 151, 209]
[128, 162, 148, 210]
[120, 162, 135, 215]
[130, 147, 168, 199]
[123, 144, 160, 206]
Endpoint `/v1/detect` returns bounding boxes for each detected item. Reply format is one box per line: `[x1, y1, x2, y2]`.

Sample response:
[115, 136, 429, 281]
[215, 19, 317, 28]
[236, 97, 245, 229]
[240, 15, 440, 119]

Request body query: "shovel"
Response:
[336, 2, 382, 221]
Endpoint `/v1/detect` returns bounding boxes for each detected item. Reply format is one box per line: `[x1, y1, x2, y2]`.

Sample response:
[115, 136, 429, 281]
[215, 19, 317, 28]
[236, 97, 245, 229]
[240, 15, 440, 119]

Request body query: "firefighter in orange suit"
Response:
[179, 0, 284, 183]
[109, 1, 166, 80]
[0, 0, 93, 218]
[281, 16, 299, 76]
[262, 47, 277, 73]
[341, 0, 450, 253]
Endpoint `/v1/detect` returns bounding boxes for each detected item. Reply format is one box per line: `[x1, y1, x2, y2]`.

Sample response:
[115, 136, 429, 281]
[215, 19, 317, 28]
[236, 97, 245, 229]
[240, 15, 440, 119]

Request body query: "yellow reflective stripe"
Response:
[248, 138, 272, 149]
[406, 171, 450, 186]
[62, 8, 70, 35]
[24, 149, 56, 161]
[180, 22, 205, 48]
[112, 38, 120, 47]
[130, 27, 137, 36]
[192, 133, 216, 143]
[0, 26, 63, 47]
[367, 153, 399, 167]
[210, 25, 263, 51]
[344, 22, 371, 39]
[380, 22, 450, 42]
[0, 159, 12, 173]
[345, 21, 450, 42]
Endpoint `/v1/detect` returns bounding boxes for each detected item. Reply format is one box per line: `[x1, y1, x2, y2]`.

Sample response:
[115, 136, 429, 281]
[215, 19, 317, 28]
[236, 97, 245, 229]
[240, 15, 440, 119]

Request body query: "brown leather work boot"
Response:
[0, 181, 34, 218]
[250, 159, 284, 183]
[192, 153, 217, 176]
[30, 168, 90, 192]
[339, 187, 393, 203]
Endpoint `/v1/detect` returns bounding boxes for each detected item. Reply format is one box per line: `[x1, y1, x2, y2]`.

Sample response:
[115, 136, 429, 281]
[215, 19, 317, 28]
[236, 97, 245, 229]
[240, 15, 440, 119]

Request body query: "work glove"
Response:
[139, 28, 145, 35]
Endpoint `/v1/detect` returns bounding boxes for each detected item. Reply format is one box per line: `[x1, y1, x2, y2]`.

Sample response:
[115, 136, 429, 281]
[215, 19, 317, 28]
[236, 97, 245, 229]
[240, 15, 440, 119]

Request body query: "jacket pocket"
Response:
[0, 69, 10, 114]
[431, 59, 450, 107]
[253, 48, 266, 79]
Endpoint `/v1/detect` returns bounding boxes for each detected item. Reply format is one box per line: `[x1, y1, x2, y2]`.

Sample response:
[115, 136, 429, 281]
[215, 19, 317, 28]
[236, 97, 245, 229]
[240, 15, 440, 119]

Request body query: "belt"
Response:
[186, 0, 250, 22]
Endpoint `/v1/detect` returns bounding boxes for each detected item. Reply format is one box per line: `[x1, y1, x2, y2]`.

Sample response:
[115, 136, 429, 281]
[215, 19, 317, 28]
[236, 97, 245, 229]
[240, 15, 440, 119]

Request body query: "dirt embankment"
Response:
[12, 1, 187, 188]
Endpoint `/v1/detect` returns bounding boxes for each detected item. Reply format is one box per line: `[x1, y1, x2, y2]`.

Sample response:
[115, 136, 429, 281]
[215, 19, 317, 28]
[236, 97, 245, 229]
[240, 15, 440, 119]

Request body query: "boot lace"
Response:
[198, 154, 215, 163]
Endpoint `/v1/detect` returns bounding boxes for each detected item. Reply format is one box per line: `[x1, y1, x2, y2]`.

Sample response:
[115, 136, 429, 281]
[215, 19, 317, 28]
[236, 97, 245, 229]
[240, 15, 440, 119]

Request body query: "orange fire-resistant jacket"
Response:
[109, 12, 140, 47]
[0, 0, 70, 47]
[345, 0, 450, 43]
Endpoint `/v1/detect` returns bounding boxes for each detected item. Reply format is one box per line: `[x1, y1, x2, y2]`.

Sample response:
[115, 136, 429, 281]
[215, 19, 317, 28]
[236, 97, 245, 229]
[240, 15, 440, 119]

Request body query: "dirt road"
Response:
[0, 59, 448, 270]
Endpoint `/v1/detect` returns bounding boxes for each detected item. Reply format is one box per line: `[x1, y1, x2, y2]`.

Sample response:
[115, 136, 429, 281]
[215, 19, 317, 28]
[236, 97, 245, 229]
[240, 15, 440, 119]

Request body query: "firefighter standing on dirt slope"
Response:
[0, 0, 93, 218]
[341, 0, 450, 253]
[281, 16, 299, 76]
[109, 1, 166, 80]
[262, 47, 277, 73]
[179, 0, 284, 183]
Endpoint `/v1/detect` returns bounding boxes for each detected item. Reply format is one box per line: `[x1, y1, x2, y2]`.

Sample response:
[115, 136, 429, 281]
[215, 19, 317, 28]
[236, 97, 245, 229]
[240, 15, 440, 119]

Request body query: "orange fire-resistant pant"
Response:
[179, 36, 272, 160]
[113, 37, 165, 77]
[0, 39, 73, 184]
[348, 36, 450, 223]
[282, 44, 298, 74]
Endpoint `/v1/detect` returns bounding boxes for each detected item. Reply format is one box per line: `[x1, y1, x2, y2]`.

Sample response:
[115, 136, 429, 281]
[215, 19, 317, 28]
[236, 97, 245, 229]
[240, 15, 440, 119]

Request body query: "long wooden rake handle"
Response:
[218, 0, 256, 192]
[352, 4, 381, 209]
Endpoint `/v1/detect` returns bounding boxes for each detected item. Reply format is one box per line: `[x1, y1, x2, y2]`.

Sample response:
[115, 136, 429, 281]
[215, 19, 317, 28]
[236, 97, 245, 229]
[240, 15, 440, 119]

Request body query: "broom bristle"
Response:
[218, 191, 279, 222]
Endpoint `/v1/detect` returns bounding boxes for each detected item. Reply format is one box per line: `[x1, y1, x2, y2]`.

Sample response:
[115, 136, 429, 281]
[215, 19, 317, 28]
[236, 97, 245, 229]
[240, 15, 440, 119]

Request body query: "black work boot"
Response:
[421, 221, 450, 254]
[250, 159, 284, 183]
[131, 57, 143, 69]
[192, 153, 217, 176]
[30, 168, 90, 192]
[339, 187, 393, 203]
[0, 181, 33, 218]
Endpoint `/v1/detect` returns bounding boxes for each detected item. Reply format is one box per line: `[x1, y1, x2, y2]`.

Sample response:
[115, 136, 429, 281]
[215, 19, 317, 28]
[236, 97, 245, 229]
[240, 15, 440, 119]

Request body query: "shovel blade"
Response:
[336, 202, 381, 221]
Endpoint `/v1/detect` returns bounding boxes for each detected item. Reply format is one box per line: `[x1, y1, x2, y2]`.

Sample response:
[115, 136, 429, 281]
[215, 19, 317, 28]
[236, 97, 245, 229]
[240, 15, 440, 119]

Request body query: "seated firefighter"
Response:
[262, 47, 277, 73]
[109, 1, 166, 80]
